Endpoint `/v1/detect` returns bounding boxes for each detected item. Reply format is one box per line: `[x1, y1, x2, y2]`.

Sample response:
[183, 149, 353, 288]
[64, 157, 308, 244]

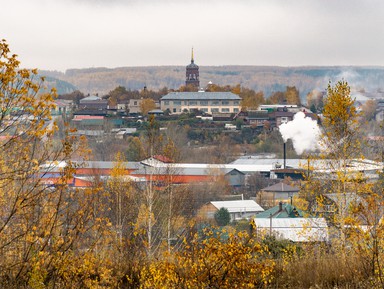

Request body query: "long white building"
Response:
[160, 91, 241, 114]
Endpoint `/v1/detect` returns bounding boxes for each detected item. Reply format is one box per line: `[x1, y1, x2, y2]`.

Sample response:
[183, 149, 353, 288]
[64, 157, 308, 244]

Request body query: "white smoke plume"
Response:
[279, 111, 321, 155]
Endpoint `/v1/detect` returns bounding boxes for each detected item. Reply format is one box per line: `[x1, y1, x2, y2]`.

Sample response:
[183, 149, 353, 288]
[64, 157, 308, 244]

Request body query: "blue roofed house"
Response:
[160, 91, 241, 114]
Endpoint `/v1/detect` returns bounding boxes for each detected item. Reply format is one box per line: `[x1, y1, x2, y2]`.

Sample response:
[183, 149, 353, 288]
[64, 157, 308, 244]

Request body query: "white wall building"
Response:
[160, 91, 241, 114]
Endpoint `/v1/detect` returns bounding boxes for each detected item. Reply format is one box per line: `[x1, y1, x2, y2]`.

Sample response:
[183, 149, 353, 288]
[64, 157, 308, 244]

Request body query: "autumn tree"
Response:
[140, 226, 275, 288]
[269, 91, 285, 104]
[306, 89, 324, 113]
[140, 98, 156, 115]
[133, 115, 171, 258]
[58, 89, 84, 104]
[0, 39, 115, 287]
[204, 83, 232, 92]
[106, 152, 134, 243]
[361, 99, 377, 121]
[268, 86, 301, 105]
[300, 81, 363, 259]
[126, 136, 146, 161]
[240, 89, 265, 111]
[285, 86, 301, 105]
[322, 80, 361, 161]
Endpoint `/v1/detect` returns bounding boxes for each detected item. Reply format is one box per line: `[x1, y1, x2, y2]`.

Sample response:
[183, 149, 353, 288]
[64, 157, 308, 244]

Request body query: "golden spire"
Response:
[191, 47, 194, 63]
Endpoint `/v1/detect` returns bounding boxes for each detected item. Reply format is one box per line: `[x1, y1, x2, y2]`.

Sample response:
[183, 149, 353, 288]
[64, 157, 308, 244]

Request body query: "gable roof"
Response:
[245, 111, 270, 119]
[152, 155, 173, 163]
[262, 182, 299, 192]
[256, 203, 304, 218]
[269, 111, 294, 117]
[161, 92, 241, 101]
[80, 95, 105, 102]
[40, 161, 143, 172]
[211, 200, 264, 213]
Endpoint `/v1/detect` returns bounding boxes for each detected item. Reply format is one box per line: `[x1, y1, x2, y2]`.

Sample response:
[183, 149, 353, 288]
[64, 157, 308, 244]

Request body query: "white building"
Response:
[199, 200, 264, 222]
[160, 91, 241, 114]
[254, 218, 328, 242]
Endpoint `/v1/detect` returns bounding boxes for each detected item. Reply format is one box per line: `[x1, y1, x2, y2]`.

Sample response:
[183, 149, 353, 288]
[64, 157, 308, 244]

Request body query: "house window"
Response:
[134, 101, 138, 105]
[221, 108, 230, 112]
[189, 101, 197, 105]
[200, 101, 208, 106]
[173, 108, 177, 113]
[212, 101, 220, 105]
[164, 101, 169, 105]
[233, 101, 240, 105]
[201, 108, 208, 112]
[173, 101, 182, 105]
[222, 101, 229, 105]
[233, 108, 239, 113]
[211, 108, 219, 113]
[281, 117, 288, 123]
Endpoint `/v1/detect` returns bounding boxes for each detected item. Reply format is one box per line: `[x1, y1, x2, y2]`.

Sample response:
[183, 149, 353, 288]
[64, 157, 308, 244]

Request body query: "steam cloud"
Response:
[279, 112, 321, 155]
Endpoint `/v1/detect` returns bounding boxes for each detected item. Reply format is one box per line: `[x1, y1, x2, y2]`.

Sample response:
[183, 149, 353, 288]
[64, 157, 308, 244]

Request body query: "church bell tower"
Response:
[185, 48, 200, 88]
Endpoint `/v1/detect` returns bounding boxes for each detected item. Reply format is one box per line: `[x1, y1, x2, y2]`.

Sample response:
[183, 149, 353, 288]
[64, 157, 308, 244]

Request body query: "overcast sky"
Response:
[2, 0, 384, 71]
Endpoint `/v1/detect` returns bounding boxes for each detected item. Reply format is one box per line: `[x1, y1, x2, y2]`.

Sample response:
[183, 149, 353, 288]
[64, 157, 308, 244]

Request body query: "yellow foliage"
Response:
[140, 227, 275, 288]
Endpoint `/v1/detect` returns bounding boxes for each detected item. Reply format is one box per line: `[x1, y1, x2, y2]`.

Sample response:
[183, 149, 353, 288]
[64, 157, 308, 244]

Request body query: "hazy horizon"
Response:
[2, 0, 384, 72]
[43, 64, 384, 74]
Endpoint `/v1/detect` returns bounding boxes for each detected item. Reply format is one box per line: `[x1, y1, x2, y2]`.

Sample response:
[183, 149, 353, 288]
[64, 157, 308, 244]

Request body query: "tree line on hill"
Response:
[59, 83, 301, 111]
[42, 65, 384, 102]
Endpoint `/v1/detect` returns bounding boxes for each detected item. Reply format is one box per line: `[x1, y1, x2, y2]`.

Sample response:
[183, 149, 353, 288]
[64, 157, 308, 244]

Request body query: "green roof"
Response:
[256, 203, 304, 218]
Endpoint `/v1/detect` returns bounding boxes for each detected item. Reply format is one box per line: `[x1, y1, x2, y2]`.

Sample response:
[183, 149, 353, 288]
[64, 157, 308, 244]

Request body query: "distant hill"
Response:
[40, 66, 384, 101]
[42, 76, 78, 95]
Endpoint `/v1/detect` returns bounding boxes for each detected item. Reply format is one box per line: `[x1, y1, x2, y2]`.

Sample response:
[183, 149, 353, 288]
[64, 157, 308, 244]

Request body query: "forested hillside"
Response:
[41, 66, 384, 100]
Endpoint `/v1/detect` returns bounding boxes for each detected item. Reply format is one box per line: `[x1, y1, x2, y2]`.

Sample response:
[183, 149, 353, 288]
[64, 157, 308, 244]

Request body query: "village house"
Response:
[160, 91, 241, 115]
[79, 95, 108, 111]
[52, 99, 74, 116]
[254, 202, 328, 242]
[117, 98, 143, 115]
[198, 200, 264, 222]
[258, 182, 300, 208]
